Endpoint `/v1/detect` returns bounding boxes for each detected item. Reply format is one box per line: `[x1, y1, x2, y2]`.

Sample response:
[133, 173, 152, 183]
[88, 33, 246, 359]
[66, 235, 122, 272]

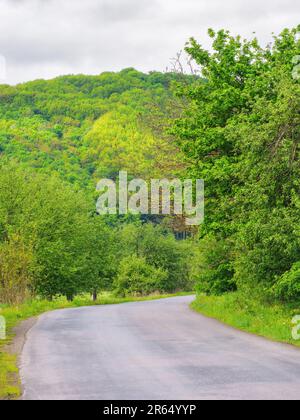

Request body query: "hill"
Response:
[0, 68, 192, 188]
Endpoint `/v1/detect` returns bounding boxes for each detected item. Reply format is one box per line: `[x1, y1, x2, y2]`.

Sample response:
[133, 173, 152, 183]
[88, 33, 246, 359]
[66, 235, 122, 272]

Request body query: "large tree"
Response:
[174, 27, 300, 297]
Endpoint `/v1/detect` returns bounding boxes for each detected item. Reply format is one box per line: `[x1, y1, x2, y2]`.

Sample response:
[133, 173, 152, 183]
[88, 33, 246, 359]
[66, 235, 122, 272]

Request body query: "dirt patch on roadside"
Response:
[5, 317, 37, 356]
[3, 317, 37, 399]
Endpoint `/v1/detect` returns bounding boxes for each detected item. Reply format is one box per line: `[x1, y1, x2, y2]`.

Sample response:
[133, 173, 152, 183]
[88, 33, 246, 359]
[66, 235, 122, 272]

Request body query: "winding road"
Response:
[21, 295, 300, 400]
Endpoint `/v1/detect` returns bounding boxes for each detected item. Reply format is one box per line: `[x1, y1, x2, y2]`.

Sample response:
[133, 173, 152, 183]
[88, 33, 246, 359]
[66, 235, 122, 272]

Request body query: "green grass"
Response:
[0, 291, 193, 400]
[191, 292, 300, 347]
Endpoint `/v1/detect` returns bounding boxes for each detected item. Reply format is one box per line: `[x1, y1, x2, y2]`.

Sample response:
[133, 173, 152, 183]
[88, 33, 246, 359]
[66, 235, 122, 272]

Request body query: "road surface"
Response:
[21, 296, 300, 400]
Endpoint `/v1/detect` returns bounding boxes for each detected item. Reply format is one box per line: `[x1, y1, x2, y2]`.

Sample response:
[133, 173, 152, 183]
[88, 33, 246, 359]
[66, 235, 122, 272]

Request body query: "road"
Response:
[21, 295, 300, 400]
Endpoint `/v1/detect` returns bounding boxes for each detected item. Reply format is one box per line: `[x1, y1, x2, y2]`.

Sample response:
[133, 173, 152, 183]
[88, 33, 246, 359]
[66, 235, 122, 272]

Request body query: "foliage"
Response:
[0, 69, 190, 187]
[274, 262, 300, 302]
[0, 160, 193, 303]
[0, 69, 194, 304]
[191, 235, 236, 295]
[0, 162, 114, 302]
[174, 26, 300, 300]
[115, 223, 195, 294]
[114, 255, 168, 296]
[191, 292, 300, 347]
[0, 234, 33, 305]
[83, 106, 155, 180]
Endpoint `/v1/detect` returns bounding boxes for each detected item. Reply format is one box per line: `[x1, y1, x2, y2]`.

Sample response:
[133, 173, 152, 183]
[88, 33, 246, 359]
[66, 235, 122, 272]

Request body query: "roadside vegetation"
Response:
[191, 293, 300, 347]
[0, 163, 196, 303]
[173, 26, 300, 337]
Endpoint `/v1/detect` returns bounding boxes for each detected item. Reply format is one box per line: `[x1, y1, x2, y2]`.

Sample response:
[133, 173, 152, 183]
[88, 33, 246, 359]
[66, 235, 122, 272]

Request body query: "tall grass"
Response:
[191, 292, 300, 347]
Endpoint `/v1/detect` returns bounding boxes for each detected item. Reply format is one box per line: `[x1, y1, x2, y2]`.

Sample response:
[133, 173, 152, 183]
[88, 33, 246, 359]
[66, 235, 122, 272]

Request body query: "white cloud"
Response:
[0, 0, 298, 84]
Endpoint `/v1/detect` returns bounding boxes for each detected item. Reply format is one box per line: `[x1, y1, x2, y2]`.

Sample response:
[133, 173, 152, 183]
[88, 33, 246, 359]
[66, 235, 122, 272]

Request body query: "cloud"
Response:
[94, 0, 158, 22]
[0, 0, 298, 84]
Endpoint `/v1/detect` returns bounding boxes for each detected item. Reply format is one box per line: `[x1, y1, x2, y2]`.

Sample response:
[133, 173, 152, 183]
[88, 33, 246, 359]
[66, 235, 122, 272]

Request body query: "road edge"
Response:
[190, 298, 300, 351]
[3, 317, 37, 400]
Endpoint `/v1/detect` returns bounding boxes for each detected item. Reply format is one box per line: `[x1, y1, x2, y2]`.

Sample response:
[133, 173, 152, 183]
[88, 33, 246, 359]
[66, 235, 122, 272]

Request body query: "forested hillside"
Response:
[0, 69, 197, 304]
[0, 69, 191, 186]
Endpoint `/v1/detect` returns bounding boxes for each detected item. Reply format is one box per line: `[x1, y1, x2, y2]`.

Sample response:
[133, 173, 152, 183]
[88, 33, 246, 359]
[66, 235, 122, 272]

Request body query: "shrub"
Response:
[274, 262, 300, 302]
[193, 235, 236, 295]
[114, 255, 168, 296]
[117, 223, 193, 292]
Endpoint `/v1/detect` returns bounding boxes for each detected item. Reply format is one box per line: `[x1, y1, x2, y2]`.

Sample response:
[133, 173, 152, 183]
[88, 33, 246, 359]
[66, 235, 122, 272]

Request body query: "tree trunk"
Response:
[92, 290, 98, 302]
[66, 293, 74, 302]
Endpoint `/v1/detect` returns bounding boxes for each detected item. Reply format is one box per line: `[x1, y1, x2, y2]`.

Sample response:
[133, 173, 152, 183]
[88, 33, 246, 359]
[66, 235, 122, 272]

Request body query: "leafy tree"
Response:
[174, 26, 300, 297]
[0, 234, 33, 305]
[114, 255, 168, 296]
[116, 223, 193, 292]
[0, 162, 113, 301]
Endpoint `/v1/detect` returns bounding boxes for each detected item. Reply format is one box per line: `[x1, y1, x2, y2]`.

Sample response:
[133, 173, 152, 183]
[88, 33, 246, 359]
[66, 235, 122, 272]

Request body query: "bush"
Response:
[117, 223, 193, 292]
[114, 255, 168, 296]
[193, 235, 236, 295]
[274, 262, 300, 302]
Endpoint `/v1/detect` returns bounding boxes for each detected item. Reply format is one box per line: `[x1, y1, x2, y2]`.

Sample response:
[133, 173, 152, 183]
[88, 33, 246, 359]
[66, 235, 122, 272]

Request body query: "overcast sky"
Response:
[0, 0, 299, 84]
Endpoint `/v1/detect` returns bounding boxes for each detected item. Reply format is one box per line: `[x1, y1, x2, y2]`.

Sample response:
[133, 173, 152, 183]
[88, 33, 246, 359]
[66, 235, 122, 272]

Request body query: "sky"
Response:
[0, 0, 299, 85]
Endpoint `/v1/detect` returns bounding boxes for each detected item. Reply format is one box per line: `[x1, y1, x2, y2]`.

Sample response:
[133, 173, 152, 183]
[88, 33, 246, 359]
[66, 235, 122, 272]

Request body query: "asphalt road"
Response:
[21, 295, 300, 400]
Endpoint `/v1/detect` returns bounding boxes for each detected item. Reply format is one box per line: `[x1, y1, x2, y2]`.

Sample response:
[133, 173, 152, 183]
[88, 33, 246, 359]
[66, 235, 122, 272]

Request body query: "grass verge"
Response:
[191, 292, 300, 347]
[0, 291, 193, 400]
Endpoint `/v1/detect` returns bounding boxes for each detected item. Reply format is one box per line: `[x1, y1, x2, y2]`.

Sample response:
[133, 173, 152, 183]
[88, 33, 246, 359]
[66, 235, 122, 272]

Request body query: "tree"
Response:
[0, 234, 33, 305]
[173, 26, 300, 297]
[116, 223, 193, 293]
[114, 255, 168, 296]
[0, 161, 112, 301]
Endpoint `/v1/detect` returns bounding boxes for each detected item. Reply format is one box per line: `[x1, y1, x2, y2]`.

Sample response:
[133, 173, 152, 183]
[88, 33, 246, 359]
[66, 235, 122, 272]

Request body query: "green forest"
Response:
[0, 26, 300, 336]
[0, 67, 198, 304]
